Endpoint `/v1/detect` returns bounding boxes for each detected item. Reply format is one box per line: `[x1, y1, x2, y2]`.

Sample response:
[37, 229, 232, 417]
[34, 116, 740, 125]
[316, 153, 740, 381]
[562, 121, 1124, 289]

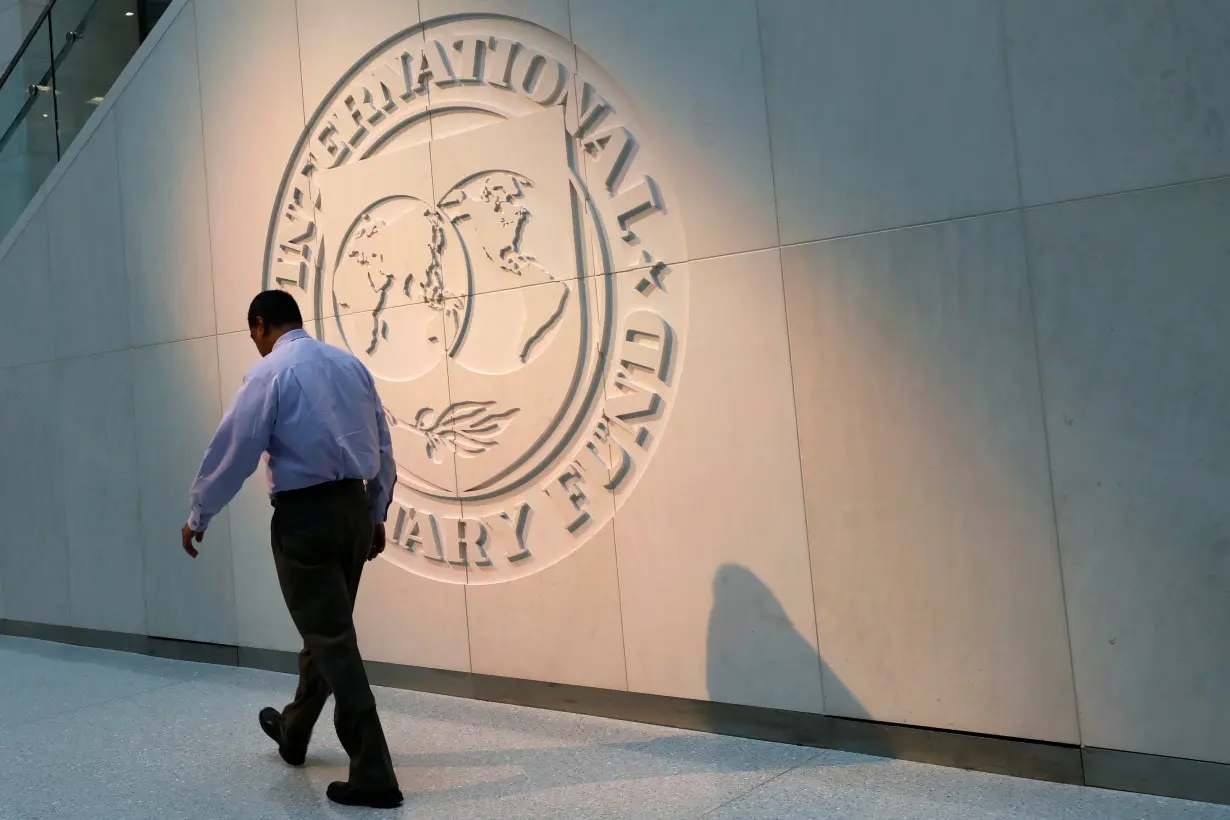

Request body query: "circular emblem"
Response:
[263, 15, 687, 584]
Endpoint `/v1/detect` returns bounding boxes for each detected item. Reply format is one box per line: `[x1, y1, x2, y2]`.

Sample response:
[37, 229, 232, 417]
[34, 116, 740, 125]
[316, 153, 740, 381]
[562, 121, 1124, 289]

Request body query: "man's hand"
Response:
[368, 523, 387, 562]
[181, 523, 204, 558]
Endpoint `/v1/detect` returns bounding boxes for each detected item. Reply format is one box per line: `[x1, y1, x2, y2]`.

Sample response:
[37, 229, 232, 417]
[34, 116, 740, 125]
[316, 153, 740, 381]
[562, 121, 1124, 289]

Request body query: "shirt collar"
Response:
[273, 328, 310, 350]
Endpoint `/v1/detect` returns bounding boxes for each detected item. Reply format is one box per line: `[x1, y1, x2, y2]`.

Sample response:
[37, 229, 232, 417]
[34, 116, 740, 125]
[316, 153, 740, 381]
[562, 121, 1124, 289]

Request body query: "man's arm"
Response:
[186, 373, 278, 538]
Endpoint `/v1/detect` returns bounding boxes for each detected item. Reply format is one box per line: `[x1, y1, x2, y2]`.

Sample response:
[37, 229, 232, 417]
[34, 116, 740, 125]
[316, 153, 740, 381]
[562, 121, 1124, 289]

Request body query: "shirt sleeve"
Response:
[187, 373, 278, 532]
[366, 383, 397, 525]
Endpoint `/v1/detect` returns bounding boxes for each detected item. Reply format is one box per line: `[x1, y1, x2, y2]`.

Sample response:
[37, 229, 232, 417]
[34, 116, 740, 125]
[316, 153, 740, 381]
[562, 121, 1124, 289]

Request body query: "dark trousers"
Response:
[270, 479, 398, 790]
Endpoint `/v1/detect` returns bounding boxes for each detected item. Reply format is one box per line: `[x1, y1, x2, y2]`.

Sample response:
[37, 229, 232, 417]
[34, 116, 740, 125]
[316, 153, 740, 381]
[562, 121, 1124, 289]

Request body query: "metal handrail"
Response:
[1, 7, 55, 161]
[0, 0, 138, 244]
[0, 0, 119, 153]
[0, 1, 55, 98]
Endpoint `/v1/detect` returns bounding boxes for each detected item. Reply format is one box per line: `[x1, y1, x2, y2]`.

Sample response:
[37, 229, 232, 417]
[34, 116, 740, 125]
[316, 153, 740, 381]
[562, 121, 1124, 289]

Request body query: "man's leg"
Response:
[266, 501, 373, 759]
[327, 499, 398, 790]
[271, 489, 398, 792]
[269, 530, 332, 754]
[278, 647, 330, 751]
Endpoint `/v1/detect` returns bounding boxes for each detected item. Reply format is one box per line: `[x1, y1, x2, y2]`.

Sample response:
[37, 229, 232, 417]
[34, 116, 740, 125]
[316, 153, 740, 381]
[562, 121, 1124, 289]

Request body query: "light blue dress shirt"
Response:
[188, 329, 396, 532]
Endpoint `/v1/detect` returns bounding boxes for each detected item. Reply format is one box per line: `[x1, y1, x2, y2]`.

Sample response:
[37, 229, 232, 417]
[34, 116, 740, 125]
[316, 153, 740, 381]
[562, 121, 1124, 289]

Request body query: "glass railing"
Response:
[0, 0, 171, 241]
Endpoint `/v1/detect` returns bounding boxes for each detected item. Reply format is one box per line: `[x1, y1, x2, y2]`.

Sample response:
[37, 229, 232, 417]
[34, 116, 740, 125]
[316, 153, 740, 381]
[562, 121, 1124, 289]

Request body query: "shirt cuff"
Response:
[188, 509, 212, 533]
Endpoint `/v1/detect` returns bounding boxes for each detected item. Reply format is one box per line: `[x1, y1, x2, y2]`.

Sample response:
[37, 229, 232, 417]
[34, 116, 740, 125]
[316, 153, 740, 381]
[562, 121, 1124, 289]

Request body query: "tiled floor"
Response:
[0, 636, 1226, 819]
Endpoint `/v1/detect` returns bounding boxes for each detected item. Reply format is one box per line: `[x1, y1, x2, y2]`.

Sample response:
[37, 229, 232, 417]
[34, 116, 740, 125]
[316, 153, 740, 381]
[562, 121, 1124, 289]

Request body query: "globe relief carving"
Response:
[263, 15, 688, 584]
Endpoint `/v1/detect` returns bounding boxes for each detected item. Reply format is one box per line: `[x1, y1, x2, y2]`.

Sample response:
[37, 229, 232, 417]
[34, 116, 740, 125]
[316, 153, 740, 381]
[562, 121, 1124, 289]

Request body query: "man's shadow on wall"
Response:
[706, 563, 870, 753]
[707, 563, 832, 712]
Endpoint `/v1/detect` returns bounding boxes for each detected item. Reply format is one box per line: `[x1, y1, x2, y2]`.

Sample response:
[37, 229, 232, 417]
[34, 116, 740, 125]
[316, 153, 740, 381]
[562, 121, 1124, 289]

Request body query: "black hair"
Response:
[247, 290, 304, 329]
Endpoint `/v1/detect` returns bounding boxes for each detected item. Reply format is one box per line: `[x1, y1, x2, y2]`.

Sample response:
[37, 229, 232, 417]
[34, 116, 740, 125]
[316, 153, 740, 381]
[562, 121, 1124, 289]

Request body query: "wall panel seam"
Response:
[190, 0, 221, 345]
[189, 0, 239, 645]
[753, 0, 825, 712]
[111, 113, 150, 637]
[995, 0, 1082, 746]
[292, 0, 310, 127]
[564, 3, 632, 690]
[753, 0, 784, 251]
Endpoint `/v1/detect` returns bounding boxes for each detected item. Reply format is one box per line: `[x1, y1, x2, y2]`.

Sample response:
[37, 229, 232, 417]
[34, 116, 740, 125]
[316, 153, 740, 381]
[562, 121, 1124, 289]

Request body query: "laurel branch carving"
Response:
[385, 401, 520, 463]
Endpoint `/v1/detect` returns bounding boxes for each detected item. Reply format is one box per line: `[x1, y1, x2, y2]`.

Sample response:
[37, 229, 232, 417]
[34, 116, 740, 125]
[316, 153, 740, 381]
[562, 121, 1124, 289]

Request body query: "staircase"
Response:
[0, 0, 171, 242]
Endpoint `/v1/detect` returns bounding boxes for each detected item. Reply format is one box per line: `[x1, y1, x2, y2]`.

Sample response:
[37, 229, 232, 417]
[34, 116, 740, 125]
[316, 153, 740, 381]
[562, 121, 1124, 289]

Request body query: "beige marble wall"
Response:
[0, 0, 1226, 767]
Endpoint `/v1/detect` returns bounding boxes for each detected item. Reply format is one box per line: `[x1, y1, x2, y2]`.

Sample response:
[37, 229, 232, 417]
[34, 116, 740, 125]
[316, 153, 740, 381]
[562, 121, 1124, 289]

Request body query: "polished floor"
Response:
[0, 636, 1224, 819]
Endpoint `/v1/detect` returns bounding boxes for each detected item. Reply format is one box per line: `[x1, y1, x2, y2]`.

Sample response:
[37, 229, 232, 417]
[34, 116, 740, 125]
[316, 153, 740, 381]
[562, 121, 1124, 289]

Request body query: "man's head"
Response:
[247, 290, 304, 357]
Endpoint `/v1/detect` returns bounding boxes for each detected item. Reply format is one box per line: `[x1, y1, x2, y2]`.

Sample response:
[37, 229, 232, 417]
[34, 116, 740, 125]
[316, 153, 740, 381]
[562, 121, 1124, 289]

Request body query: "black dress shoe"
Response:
[258, 707, 306, 766]
[326, 781, 404, 809]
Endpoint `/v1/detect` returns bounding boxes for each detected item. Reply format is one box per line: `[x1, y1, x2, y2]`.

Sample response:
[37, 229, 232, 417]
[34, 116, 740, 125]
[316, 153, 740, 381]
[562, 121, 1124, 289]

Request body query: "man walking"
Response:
[180, 290, 403, 809]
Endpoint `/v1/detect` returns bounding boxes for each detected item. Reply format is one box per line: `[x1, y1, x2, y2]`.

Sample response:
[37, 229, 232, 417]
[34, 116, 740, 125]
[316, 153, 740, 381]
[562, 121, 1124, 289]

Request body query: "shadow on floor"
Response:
[264, 732, 861, 808]
[255, 564, 876, 809]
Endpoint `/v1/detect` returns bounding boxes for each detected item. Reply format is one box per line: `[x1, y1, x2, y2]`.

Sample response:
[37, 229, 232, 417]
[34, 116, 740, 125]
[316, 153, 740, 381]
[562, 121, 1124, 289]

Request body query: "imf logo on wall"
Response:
[263, 16, 687, 584]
